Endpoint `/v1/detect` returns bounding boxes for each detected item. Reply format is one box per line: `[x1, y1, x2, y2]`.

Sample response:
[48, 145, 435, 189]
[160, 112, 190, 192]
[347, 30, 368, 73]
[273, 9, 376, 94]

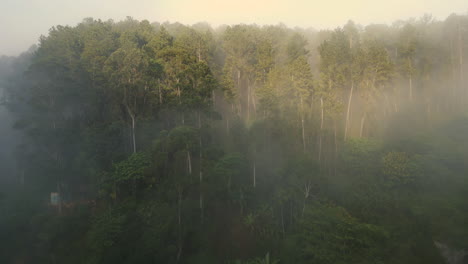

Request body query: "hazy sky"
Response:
[1, 0, 467, 56]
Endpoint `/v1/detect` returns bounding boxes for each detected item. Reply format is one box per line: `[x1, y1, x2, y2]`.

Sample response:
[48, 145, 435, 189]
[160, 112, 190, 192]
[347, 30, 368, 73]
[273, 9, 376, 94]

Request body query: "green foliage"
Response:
[230, 252, 279, 264]
[87, 209, 126, 254]
[111, 152, 151, 183]
[382, 151, 420, 188]
[3, 15, 468, 264]
[213, 152, 248, 190]
[99, 152, 151, 200]
[341, 138, 382, 175]
[291, 202, 388, 264]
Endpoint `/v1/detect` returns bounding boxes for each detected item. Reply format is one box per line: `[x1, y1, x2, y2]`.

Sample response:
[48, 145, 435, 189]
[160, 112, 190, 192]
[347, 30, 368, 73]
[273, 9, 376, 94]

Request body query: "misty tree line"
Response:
[0, 14, 468, 264]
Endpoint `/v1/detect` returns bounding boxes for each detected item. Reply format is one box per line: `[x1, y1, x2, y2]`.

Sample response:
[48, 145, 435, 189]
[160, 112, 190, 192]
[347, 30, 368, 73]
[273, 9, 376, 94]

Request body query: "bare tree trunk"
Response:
[199, 194, 204, 224]
[57, 182, 62, 215]
[198, 112, 203, 224]
[131, 116, 136, 154]
[240, 189, 244, 216]
[158, 79, 162, 104]
[247, 80, 250, 121]
[281, 205, 285, 236]
[334, 120, 338, 176]
[319, 97, 324, 162]
[226, 117, 230, 135]
[197, 45, 201, 62]
[301, 116, 306, 153]
[198, 111, 201, 129]
[212, 90, 216, 107]
[290, 202, 293, 225]
[427, 102, 432, 129]
[178, 188, 182, 226]
[345, 82, 354, 140]
[385, 90, 390, 114]
[187, 150, 192, 175]
[176, 187, 183, 263]
[253, 160, 256, 188]
[359, 114, 366, 138]
[300, 97, 306, 153]
[451, 38, 457, 109]
[125, 102, 137, 154]
[301, 199, 306, 218]
[301, 183, 311, 218]
[459, 22, 465, 103]
[409, 74, 413, 102]
[251, 85, 257, 115]
[177, 84, 181, 103]
[237, 70, 242, 117]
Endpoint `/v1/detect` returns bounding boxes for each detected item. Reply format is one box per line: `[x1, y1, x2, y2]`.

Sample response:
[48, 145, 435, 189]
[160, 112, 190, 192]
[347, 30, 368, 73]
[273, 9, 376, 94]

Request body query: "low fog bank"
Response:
[0, 87, 18, 187]
[0, 59, 17, 190]
[0, 51, 33, 192]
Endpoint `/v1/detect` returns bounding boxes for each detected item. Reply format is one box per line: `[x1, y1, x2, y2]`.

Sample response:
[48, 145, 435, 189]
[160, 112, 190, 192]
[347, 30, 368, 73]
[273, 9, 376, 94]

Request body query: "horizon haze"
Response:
[0, 0, 467, 56]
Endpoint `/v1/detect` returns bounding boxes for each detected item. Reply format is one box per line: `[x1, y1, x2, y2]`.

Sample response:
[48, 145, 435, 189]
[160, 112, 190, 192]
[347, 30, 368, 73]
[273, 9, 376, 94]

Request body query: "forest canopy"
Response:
[0, 14, 468, 264]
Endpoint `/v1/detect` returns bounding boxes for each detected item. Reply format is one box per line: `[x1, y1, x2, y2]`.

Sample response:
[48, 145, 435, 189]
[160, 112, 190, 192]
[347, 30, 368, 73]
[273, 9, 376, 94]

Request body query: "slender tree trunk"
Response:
[300, 97, 306, 153]
[247, 80, 250, 121]
[131, 116, 136, 153]
[158, 79, 162, 104]
[198, 112, 203, 224]
[451, 38, 457, 109]
[334, 120, 338, 176]
[187, 150, 192, 175]
[198, 111, 202, 129]
[427, 102, 432, 129]
[251, 86, 257, 116]
[409, 74, 413, 102]
[197, 45, 201, 62]
[125, 101, 137, 154]
[359, 114, 366, 138]
[212, 90, 216, 107]
[281, 205, 285, 236]
[253, 160, 256, 188]
[301, 199, 306, 218]
[176, 187, 183, 263]
[237, 70, 242, 116]
[226, 117, 230, 135]
[458, 22, 464, 103]
[301, 116, 306, 153]
[57, 182, 62, 215]
[199, 194, 204, 224]
[240, 189, 244, 216]
[301, 183, 310, 218]
[319, 97, 324, 162]
[290, 202, 293, 225]
[177, 86, 181, 103]
[345, 82, 354, 140]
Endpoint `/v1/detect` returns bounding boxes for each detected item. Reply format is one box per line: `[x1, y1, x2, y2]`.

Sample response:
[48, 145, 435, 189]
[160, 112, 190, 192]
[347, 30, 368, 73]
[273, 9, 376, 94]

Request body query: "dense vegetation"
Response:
[1, 14, 468, 263]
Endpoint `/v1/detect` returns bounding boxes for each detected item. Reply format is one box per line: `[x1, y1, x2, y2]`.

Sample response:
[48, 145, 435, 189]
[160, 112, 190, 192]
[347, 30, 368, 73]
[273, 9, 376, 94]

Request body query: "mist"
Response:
[0, 56, 19, 190]
[1, 0, 467, 56]
[1, 7, 468, 264]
